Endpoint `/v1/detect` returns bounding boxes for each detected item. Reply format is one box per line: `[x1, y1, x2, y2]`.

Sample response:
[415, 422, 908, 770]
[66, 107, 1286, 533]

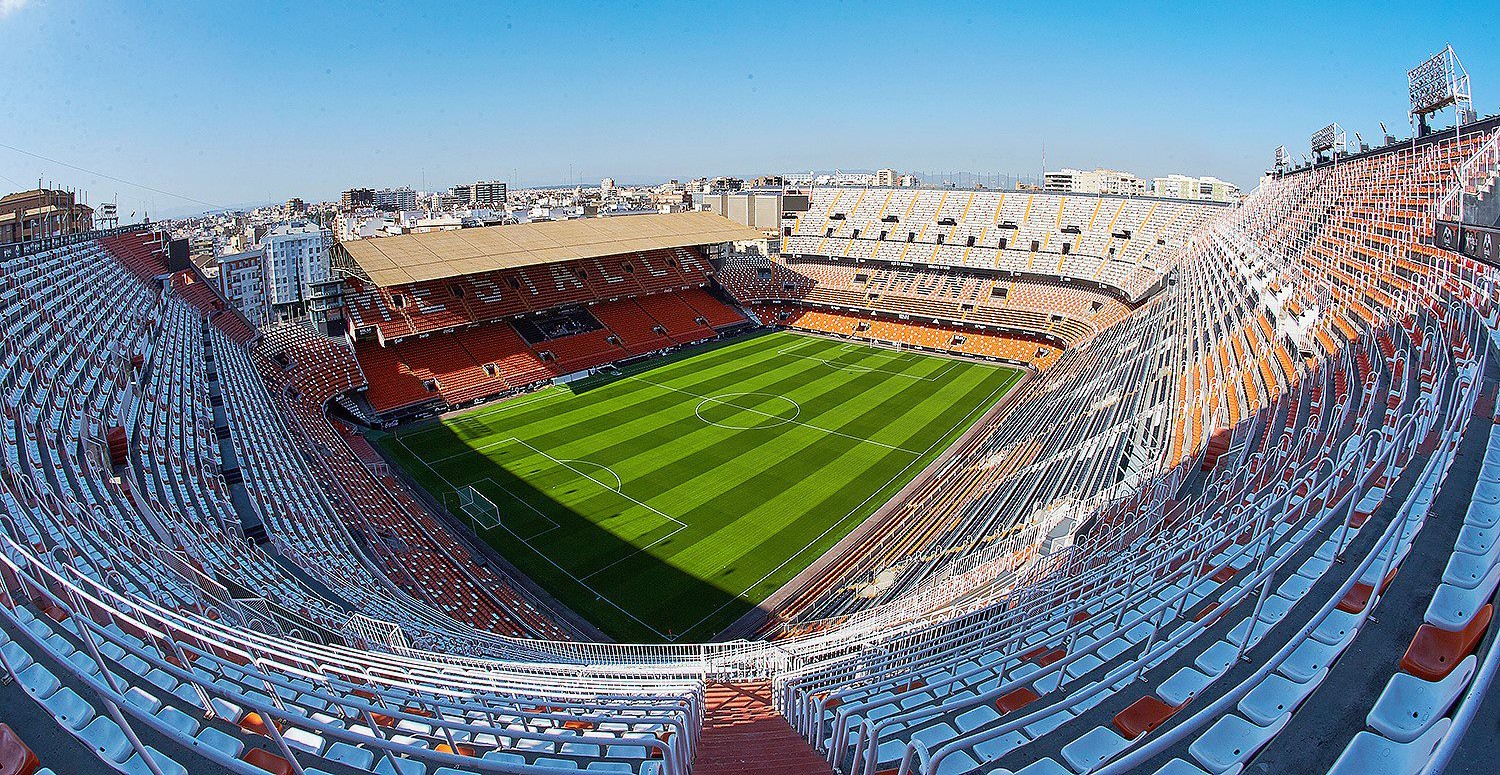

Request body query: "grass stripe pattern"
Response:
[376, 331, 1022, 642]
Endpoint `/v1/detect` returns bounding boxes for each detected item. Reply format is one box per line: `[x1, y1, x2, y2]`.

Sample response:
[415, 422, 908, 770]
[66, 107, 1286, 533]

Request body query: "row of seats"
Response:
[353, 289, 743, 415]
[167, 268, 258, 345]
[0, 569, 699, 775]
[718, 254, 1127, 347]
[98, 230, 171, 282]
[1, 115, 1497, 775]
[251, 323, 575, 643]
[7, 231, 567, 651]
[753, 304, 1060, 370]
[764, 122, 1500, 775]
[1, 232, 704, 774]
[343, 247, 718, 341]
[783, 188, 1223, 301]
[761, 283, 1183, 626]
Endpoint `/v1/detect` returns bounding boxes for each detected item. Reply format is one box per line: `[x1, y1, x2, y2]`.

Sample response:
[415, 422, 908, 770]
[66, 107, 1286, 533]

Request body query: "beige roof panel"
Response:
[342, 212, 764, 286]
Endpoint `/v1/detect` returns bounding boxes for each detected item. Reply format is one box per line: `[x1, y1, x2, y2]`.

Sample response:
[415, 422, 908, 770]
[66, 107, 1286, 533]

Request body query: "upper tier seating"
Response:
[3, 231, 703, 775]
[720, 253, 1127, 348]
[782, 188, 1225, 302]
[344, 247, 720, 341]
[253, 323, 573, 642]
[767, 125, 1500, 775]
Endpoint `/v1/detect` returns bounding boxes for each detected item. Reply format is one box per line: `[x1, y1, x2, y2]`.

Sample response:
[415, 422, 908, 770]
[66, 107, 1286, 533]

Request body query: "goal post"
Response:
[457, 485, 500, 531]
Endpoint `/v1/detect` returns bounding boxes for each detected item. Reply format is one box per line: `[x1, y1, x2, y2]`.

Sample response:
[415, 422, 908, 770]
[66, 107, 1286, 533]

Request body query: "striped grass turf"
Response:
[377, 330, 1022, 642]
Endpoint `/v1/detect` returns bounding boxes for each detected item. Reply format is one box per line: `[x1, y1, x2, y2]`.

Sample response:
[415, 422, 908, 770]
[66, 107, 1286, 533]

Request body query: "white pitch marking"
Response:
[676, 365, 1024, 638]
[474, 476, 559, 540]
[693, 392, 802, 430]
[774, 338, 961, 381]
[629, 374, 925, 455]
[396, 434, 674, 640]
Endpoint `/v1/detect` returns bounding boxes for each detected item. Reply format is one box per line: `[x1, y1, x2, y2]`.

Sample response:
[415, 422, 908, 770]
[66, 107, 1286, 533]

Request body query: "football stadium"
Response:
[377, 332, 1023, 643]
[2, 5, 1500, 775]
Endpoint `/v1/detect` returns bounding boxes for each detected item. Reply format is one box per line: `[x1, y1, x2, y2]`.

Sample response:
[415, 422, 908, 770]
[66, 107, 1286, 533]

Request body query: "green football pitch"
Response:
[376, 331, 1022, 643]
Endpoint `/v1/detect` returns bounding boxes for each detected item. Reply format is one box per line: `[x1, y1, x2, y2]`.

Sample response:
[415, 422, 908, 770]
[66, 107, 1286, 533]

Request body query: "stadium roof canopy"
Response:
[340, 212, 764, 287]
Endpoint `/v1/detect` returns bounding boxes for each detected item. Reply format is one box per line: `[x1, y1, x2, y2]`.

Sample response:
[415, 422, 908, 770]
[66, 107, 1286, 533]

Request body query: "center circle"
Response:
[695, 392, 801, 429]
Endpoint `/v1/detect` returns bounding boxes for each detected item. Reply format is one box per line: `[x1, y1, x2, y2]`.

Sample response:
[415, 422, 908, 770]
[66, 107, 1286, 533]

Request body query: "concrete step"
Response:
[695, 681, 833, 775]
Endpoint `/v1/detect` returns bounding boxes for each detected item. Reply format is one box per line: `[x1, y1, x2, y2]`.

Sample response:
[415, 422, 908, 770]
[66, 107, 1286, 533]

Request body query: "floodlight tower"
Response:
[1310, 124, 1345, 166]
[1408, 45, 1474, 136]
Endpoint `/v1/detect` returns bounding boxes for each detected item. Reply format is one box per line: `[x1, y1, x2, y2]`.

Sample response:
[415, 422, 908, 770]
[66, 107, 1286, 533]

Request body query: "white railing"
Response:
[1436, 130, 1500, 223]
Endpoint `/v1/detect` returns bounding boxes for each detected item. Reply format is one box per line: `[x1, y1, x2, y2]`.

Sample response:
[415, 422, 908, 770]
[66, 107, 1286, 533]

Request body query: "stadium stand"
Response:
[762, 122, 1500, 775]
[342, 247, 724, 342]
[2, 98, 1499, 775]
[335, 215, 760, 419]
[349, 286, 746, 417]
[780, 188, 1224, 302]
[752, 304, 1061, 369]
[720, 254, 1128, 348]
[1, 226, 702, 775]
[252, 324, 574, 642]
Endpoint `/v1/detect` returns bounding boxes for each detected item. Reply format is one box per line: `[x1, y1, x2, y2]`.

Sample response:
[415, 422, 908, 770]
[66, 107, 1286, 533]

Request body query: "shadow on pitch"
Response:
[382, 421, 757, 644]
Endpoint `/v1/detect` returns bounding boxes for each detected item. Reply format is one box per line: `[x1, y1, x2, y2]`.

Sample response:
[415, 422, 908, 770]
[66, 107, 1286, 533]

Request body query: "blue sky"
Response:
[1, 0, 1494, 217]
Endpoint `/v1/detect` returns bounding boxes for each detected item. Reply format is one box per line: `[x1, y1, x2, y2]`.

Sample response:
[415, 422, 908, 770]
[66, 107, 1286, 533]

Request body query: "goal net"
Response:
[457, 485, 500, 531]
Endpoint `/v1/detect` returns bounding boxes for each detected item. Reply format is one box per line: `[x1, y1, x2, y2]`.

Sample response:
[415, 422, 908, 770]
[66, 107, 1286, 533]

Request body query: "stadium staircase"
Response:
[696, 681, 833, 775]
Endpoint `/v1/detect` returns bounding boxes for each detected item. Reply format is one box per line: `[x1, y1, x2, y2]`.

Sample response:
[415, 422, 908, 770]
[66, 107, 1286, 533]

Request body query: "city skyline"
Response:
[1, 0, 1495, 218]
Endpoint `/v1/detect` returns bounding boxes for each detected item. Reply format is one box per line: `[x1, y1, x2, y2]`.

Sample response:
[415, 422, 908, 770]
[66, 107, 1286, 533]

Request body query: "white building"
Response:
[800, 172, 876, 187]
[374, 186, 418, 211]
[214, 248, 268, 326]
[601, 177, 616, 195]
[262, 222, 331, 309]
[1152, 174, 1240, 202]
[1044, 168, 1147, 196]
[409, 215, 465, 233]
[875, 168, 899, 187]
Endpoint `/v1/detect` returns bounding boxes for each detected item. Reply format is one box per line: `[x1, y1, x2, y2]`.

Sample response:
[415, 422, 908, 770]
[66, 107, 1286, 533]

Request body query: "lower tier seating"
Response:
[352, 291, 747, 415]
[754, 303, 1060, 369]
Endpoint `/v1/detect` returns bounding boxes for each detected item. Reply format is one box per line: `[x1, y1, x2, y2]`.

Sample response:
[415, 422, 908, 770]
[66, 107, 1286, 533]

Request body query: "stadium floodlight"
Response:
[1310, 123, 1344, 155]
[1379, 121, 1396, 146]
[1409, 45, 1473, 132]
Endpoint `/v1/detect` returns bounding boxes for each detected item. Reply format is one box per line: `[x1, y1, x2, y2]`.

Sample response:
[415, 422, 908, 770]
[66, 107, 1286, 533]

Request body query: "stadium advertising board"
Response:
[1435, 219, 1500, 267]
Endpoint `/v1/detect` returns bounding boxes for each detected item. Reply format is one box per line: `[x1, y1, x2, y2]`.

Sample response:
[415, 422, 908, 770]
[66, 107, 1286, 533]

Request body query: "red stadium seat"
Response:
[0, 724, 39, 775]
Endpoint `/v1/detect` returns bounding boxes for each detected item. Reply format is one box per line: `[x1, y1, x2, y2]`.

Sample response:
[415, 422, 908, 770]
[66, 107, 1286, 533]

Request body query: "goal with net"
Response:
[456, 485, 500, 530]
